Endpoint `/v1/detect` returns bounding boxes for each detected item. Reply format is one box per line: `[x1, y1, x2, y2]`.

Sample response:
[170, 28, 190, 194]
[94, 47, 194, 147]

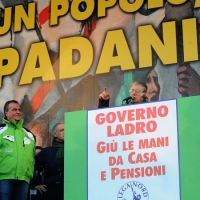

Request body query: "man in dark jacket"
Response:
[98, 81, 148, 108]
[34, 123, 64, 200]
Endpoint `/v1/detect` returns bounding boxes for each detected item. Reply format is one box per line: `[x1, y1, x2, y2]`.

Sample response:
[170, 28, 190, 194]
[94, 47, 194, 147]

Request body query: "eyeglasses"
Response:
[129, 89, 142, 94]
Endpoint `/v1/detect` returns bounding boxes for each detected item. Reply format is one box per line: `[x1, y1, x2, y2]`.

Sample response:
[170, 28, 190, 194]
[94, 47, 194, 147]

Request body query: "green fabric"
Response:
[178, 96, 200, 199]
[64, 110, 87, 200]
[52, 140, 64, 165]
[0, 118, 35, 183]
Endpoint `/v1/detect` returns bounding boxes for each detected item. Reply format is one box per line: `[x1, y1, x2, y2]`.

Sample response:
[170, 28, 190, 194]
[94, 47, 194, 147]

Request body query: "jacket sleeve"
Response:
[35, 150, 45, 170]
[98, 98, 109, 108]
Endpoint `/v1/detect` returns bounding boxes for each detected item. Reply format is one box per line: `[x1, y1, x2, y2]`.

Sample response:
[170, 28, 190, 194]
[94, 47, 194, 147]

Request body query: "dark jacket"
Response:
[98, 97, 148, 108]
[34, 142, 64, 200]
[35, 146, 64, 186]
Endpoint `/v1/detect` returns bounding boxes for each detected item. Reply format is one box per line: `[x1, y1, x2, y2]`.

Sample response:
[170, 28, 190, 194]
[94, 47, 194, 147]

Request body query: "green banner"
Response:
[65, 96, 200, 199]
[178, 96, 200, 199]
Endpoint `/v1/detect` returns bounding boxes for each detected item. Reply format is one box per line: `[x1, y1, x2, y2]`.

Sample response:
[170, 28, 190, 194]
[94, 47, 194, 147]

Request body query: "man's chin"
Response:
[14, 118, 21, 122]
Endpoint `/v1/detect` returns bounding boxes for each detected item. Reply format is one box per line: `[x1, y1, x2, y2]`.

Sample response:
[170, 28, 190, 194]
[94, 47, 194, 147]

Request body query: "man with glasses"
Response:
[98, 81, 148, 108]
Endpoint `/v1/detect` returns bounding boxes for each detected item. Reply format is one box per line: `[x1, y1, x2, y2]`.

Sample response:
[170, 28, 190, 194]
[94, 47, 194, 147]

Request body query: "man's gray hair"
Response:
[131, 81, 147, 93]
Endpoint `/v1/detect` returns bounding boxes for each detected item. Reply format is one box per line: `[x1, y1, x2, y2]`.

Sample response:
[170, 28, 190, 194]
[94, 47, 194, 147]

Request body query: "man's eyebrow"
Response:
[12, 108, 21, 110]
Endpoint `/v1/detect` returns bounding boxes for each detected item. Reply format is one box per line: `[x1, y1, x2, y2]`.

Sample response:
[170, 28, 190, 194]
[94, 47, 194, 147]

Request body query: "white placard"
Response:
[87, 100, 179, 200]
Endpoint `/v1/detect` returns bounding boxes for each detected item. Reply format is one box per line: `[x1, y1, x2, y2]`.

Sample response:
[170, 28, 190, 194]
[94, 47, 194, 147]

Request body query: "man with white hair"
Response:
[34, 123, 64, 200]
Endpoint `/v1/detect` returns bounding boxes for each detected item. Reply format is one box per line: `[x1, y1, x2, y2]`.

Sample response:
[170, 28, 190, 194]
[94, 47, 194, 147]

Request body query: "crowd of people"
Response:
[0, 81, 148, 200]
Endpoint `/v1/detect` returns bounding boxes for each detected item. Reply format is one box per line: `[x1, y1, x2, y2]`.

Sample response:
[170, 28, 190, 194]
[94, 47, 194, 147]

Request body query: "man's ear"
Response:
[53, 132, 57, 137]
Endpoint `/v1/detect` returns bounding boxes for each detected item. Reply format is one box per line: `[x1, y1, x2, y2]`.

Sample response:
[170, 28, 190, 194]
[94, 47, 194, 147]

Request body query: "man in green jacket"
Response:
[0, 100, 35, 200]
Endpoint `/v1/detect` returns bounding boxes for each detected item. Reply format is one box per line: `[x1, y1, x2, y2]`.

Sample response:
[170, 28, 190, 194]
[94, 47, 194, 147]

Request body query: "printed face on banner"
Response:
[87, 99, 180, 200]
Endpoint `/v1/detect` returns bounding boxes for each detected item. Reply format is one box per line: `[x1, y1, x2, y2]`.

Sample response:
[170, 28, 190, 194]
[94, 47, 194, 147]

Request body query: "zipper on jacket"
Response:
[11, 122, 17, 130]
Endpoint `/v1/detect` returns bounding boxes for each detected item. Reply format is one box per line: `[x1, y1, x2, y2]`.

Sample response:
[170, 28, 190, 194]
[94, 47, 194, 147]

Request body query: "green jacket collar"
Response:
[3, 118, 24, 129]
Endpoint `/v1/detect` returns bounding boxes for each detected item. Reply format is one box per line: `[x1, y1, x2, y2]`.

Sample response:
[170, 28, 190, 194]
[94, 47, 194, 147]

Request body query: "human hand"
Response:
[35, 185, 47, 194]
[177, 65, 200, 96]
[164, 1, 193, 22]
[99, 87, 110, 100]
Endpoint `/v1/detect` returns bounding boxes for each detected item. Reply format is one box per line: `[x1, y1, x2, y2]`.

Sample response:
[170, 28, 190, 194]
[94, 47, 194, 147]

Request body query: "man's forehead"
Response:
[131, 84, 143, 89]
[8, 103, 20, 109]
[57, 124, 64, 130]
